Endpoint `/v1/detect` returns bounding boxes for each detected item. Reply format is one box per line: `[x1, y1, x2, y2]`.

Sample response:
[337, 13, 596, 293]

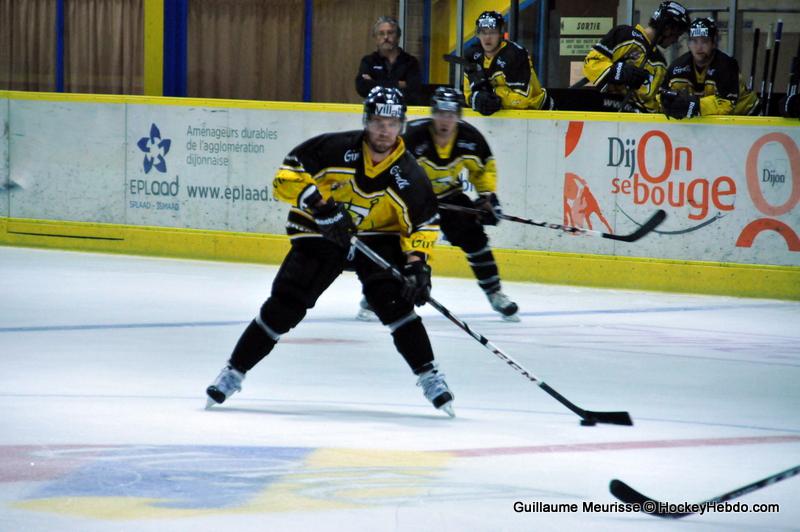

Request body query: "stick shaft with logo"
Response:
[439, 204, 667, 243]
[747, 27, 760, 92]
[350, 236, 633, 427]
[765, 19, 783, 116]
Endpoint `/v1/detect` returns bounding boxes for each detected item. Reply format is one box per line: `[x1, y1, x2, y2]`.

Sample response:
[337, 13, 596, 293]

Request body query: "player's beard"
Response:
[367, 132, 397, 156]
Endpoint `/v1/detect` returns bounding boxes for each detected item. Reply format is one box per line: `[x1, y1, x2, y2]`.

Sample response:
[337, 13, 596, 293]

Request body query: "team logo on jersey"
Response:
[137, 124, 172, 174]
[672, 65, 691, 74]
[414, 143, 429, 156]
[375, 104, 403, 118]
[390, 165, 409, 189]
[496, 58, 506, 68]
[344, 149, 360, 163]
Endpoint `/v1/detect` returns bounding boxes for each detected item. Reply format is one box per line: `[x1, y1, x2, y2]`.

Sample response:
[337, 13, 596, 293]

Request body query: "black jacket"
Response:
[356, 49, 423, 104]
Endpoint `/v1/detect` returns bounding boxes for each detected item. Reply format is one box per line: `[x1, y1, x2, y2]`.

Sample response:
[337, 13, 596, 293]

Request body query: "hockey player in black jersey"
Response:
[205, 87, 455, 417]
[361, 87, 519, 321]
[462, 10, 552, 116]
[660, 18, 759, 118]
[583, 1, 690, 112]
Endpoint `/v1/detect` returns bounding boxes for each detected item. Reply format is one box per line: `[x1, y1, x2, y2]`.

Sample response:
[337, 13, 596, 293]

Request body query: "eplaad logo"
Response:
[137, 124, 172, 174]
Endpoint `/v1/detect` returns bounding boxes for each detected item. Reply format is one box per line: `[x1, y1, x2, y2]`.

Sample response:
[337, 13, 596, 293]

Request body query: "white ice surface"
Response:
[1, 246, 798, 531]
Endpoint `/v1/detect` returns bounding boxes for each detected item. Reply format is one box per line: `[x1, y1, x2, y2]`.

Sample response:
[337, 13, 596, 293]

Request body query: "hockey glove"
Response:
[609, 61, 649, 89]
[540, 93, 556, 111]
[473, 192, 502, 226]
[661, 89, 700, 120]
[309, 197, 356, 248]
[400, 260, 432, 306]
[471, 91, 502, 116]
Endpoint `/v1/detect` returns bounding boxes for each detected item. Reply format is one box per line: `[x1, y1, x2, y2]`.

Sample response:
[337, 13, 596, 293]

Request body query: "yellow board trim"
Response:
[1, 217, 797, 300]
[143, 0, 164, 96]
[2, 90, 798, 127]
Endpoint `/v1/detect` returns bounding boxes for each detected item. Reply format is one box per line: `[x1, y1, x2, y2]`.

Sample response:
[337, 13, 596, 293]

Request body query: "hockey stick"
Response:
[747, 28, 760, 92]
[759, 24, 773, 110]
[609, 464, 800, 519]
[438, 203, 666, 243]
[350, 236, 633, 426]
[765, 20, 783, 117]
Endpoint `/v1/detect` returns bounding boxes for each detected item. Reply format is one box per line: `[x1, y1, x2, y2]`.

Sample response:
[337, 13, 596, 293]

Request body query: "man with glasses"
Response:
[356, 16, 422, 104]
[206, 87, 455, 417]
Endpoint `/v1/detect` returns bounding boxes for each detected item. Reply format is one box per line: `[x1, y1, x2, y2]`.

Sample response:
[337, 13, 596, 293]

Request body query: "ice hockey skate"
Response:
[416, 363, 455, 417]
[487, 290, 520, 322]
[355, 296, 378, 321]
[205, 365, 245, 408]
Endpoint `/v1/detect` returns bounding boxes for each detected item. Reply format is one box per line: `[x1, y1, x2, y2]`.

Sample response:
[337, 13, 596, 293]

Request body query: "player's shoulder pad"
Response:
[405, 118, 432, 134]
[712, 50, 739, 70]
[388, 151, 437, 223]
[609, 24, 639, 44]
[499, 40, 530, 62]
[456, 121, 492, 158]
[667, 52, 693, 75]
[403, 118, 432, 144]
[388, 152, 430, 193]
[287, 130, 362, 167]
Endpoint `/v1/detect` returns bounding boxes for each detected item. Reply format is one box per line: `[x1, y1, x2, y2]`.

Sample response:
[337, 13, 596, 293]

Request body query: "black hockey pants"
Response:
[229, 235, 435, 374]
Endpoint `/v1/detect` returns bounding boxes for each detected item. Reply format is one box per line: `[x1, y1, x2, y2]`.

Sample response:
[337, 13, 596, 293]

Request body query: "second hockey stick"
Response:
[350, 236, 633, 427]
[609, 464, 800, 518]
[438, 204, 666, 243]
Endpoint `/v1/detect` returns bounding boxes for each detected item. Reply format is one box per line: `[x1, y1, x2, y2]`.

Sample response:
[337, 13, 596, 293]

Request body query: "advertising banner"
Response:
[3, 95, 798, 267]
[556, 120, 800, 266]
[124, 105, 362, 234]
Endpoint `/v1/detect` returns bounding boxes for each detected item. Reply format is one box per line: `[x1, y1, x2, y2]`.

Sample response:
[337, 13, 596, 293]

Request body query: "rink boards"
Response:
[0, 90, 798, 299]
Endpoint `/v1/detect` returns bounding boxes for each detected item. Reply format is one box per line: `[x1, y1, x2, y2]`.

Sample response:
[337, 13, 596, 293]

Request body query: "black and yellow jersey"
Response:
[583, 24, 666, 113]
[661, 50, 760, 116]
[462, 40, 549, 110]
[273, 130, 439, 255]
[403, 118, 497, 198]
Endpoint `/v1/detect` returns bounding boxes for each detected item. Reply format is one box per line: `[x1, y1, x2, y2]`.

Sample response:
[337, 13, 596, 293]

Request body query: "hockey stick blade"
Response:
[610, 464, 800, 519]
[603, 209, 666, 242]
[539, 383, 632, 426]
[609, 479, 689, 518]
[582, 410, 633, 426]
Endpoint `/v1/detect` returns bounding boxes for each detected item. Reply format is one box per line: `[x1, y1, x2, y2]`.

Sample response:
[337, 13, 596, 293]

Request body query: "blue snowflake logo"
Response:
[137, 124, 172, 173]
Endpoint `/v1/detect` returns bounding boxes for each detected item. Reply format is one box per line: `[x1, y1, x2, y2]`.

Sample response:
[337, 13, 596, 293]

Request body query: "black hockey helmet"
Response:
[431, 86, 465, 115]
[476, 11, 504, 33]
[650, 1, 691, 35]
[363, 86, 407, 126]
[689, 17, 718, 42]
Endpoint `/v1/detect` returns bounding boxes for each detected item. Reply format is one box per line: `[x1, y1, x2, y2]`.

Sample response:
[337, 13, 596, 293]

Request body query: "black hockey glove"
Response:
[471, 91, 502, 116]
[541, 93, 556, 111]
[400, 260, 432, 306]
[609, 61, 649, 89]
[309, 197, 355, 248]
[661, 89, 700, 120]
[473, 192, 502, 226]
